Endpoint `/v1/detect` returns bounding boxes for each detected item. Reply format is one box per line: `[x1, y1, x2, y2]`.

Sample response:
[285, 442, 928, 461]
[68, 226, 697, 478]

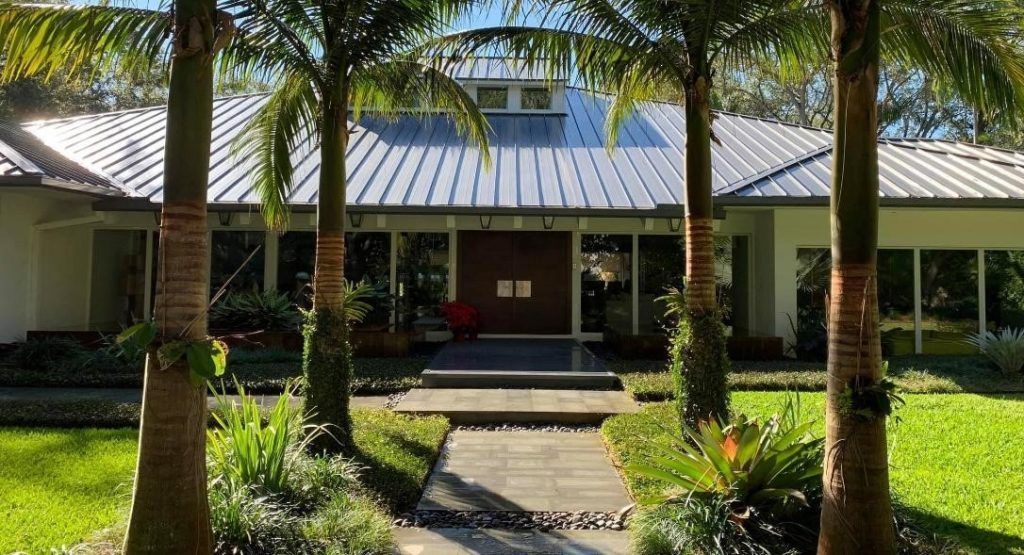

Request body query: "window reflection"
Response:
[581, 234, 632, 334]
[397, 233, 449, 332]
[985, 251, 1024, 331]
[211, 231, 265, 295]
[920, 250, 978, 354]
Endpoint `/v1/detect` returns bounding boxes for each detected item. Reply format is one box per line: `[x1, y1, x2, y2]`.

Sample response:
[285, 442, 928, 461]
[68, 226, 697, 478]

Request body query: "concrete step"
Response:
[393, 388, 639, 424]
[393, 528, 629, 555]
[420, 368, 620, 389]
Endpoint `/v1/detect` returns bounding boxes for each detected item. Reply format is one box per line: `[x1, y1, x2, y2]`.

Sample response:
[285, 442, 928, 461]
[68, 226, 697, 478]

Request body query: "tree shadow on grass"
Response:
[900, 504, 1024, 555]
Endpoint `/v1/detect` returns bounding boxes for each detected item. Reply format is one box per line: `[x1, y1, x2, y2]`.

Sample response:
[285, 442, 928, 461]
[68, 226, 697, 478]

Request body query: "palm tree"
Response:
[219, 0, 490, 452]
[433, 0, 818, 427]
[0, 0, 233, 550]
[819, 1, 1024, 552]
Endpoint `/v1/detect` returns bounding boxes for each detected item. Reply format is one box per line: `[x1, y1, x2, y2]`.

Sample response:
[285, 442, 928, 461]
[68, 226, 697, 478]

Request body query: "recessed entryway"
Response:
[457, 231, 571, 335]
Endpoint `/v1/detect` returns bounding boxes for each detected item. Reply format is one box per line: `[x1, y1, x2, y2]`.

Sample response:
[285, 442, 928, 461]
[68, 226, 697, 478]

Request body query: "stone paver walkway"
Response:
[0, 387, 387, 409]
[395, 388, 638, 424]
[418, 430, 632, 512]
[393, 528, 629, 554]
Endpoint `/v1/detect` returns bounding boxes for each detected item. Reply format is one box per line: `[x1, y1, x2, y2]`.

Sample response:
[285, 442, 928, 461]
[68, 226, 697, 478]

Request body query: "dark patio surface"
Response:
[420, 339, 619, 389]
[426, 339, 608, 373]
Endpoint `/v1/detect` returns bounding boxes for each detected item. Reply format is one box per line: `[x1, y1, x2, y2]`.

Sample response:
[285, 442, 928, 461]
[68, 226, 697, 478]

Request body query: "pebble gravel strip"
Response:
[453, 423, 600, 433]
[383, 391, 407, 410]
[393, 510, 628, 531]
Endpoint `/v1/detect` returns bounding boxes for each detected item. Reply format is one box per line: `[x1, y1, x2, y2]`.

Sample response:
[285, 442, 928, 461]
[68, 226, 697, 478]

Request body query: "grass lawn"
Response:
[0, 427, 137, 553]
[0, 409, 448, 553]
[603, 392, 1024, 554]
[613, 355, 1024, 401]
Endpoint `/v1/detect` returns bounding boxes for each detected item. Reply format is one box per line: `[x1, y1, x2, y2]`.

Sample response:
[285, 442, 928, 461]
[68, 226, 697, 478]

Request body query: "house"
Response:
[2, 58, 1023, 355]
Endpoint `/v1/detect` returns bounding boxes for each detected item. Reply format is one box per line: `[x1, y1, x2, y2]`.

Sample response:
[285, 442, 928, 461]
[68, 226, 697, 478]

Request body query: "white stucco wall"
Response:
[0, 191, 95, 340]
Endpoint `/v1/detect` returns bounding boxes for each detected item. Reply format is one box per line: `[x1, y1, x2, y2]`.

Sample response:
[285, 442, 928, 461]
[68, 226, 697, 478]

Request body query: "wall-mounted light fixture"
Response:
[218, 212, 233, 227]
[479, 215, 492, 229]
[349, 213, 364, 228]
[542, 216, 555, 230]
[669, 217, 682, 232]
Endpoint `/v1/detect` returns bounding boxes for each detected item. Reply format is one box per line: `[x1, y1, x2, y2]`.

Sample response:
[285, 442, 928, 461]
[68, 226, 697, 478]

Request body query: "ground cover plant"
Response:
[0, 407, 448, 552]
[612, 355, 1024, 402]
[0, 342, 426, 393]
[603, 392, 1024, 554]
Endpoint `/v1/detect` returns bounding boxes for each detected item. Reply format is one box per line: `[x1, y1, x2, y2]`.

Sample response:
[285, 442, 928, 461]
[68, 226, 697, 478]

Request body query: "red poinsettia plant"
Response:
[440, 301, 479, 341]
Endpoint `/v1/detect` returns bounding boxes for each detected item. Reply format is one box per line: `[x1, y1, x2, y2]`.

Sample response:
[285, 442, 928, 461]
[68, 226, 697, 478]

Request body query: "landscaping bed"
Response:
[602, 392, 1024, 554]
[0, 409, 449, 553]
[0, 346, 427, 394]
[612, 355, 1024, 401]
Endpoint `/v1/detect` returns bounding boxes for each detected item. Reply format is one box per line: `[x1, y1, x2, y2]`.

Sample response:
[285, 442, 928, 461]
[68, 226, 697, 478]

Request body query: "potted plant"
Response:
[440, 301, 479, 341]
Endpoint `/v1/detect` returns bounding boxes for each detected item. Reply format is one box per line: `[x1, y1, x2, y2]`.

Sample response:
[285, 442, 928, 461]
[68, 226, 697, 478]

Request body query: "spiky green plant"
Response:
[208, 379, 330, 494]
[628, 399, 823, 516]
[966, 328, 1024, 375]
[217, 0, 491, 452]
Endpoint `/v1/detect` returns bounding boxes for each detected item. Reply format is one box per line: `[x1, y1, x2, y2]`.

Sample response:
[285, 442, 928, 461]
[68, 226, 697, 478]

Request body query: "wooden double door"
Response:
[458, 231, 571, 334]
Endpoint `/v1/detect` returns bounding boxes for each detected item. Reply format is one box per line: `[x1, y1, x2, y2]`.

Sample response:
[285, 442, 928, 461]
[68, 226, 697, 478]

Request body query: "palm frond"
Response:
[350, 58, 492, 165]
[882, 0, 1024, 116]
[0, 2, 170, 83]
[231, 70, 320, 229]
[219, 0, 325, 87]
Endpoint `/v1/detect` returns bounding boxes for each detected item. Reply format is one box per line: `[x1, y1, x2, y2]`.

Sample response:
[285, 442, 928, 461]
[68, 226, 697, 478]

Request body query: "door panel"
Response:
[458, 231, 570, 334]
[511, 232, 570, 334]
[458, 231, 514, 333]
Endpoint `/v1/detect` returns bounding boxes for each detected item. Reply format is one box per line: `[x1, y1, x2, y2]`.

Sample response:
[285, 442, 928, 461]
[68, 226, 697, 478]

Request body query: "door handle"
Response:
[497, 280, 513, 298]
[515, 280, 532, 298]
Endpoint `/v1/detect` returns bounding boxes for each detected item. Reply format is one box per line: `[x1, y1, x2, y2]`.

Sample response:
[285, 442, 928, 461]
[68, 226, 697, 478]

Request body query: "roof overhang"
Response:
[0, 176, 125, 198]
[714, 196, 1024, 209]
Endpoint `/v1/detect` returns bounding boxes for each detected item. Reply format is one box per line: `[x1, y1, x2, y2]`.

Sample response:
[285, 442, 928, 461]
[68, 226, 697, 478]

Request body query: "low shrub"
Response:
[302, 492, 392, 554]
[966, 328, 1024, 376]
[6, 337, 86, 371]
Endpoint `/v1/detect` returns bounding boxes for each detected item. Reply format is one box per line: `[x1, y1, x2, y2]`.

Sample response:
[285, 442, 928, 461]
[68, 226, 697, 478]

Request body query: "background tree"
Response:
[0, 0, 233, 549]
[220, 0, 489, 452]
[436, 0, 817, 427]
[819, 1, 1024, 553]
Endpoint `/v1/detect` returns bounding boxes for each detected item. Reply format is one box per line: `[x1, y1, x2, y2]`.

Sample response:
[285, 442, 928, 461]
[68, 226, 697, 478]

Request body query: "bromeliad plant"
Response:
[628, 400, 823, 519]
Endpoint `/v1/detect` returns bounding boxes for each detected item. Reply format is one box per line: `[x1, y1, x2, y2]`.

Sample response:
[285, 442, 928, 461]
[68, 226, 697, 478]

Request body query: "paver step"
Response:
[393, 528, 629, 555]
[394, 388, 638, 424]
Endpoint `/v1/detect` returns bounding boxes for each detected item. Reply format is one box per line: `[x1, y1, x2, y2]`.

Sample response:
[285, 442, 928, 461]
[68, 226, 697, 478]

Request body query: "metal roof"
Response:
[0, 121, 121, 194]
[446, 57, 567, 82]
[22, 89, 833, 210]
[732, 138, 1024, 200]
[16, 87, 1024, 210]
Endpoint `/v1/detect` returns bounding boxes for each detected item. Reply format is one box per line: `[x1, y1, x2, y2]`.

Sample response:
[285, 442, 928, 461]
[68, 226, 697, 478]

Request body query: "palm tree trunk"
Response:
[302, 88, 353, 453]
[679, 62, 730, 427]
[819, 1, 894, 553]
[124, 1, 215, 551]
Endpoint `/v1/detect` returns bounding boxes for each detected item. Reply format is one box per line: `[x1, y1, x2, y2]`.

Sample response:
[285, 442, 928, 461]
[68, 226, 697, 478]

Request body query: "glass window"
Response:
[347, 232, 392, 328]
[397, 232, 449, 331]
[89, 230, 147, 330]
[211, 231, 265, 295]
[638, 235, 684, 335]
[521, 88, 552, 110]
[277, 231, 316, 307]
[276, 231, 392, 324]
[920, 250, 979, 354]
[581, 234, 632, 334]
[476, 87, 508, 110]
[796, 247, 831, 333]
[877, 250, 915, 355]
[985, 250, 1024, 331]
[726, 236, 751, 337]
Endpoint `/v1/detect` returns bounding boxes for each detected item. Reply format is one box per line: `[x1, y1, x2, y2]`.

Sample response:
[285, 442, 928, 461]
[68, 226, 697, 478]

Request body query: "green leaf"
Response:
[156, 341, 187, 370]
[117, 321, 156, 349]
